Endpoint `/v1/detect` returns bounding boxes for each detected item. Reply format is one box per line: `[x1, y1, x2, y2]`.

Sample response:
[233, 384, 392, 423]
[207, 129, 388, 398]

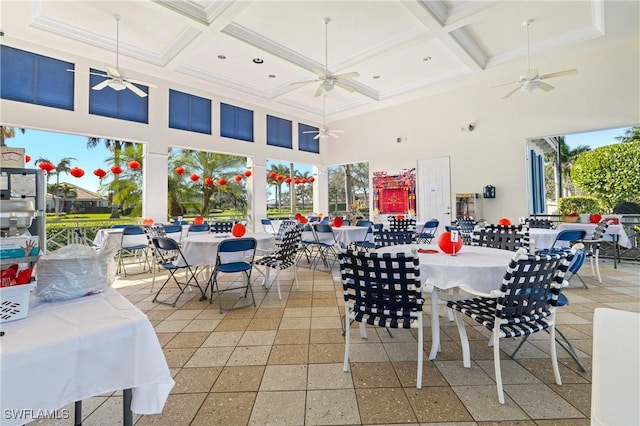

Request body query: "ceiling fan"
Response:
[303, 95, 345, 140]
[495, 20, 577, 99]
[88, 15, 157, 97]
[291, 17, 359, 97]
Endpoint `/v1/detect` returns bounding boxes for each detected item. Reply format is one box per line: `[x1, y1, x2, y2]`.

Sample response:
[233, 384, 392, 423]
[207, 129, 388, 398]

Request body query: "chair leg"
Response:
[417, 318, 424, 389]
[510, 335, 530, 358]
[549, 317, 562, 385]
[452, 310, 471, 368]
[594, 248, 602, 283]
[493, 329, 505, 405]
[343, 311, 351, 372]
[554, 327, 588, 372]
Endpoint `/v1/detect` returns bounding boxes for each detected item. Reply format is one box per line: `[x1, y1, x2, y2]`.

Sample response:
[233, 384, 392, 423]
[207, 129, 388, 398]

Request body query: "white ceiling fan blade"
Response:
[311, 68, 328, 78]
[126, 77, 157, 88]
[313, 85, 324, 97]
[538, 81, 554, 92]
[541, 69, 577, 79]
[503, 85, 521, 99]
[328, 132, 340, 138]
[330, 129, 345, 133]
[290, 79, 320, 86]
[334, 81, 355, 92]
[313, 134, 321, 140]
[107, 67, 121, 78]
[302, 130, 319, 134]
[123, 81, 148, 97]
[493, 80, 519, 88]
[92, 79, 111, 90]
[334, 71, 359, 80]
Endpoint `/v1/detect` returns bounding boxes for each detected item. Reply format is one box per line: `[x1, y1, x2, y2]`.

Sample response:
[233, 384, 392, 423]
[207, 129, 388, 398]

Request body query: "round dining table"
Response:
[179, 232, 276, 267]
[376, 243, 515, 359]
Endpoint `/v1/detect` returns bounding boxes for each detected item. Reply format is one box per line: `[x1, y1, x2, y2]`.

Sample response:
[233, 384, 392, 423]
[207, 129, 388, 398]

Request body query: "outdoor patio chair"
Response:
[471, 224, 524, 251]
[375, 229, 415, 247]
[388, 216, 417, 231]
[312, 223, 339, 270]
[415, 219, 439, 243]
[211, 221, 234, 233]
[581, 219, 610, 283]
[117, 225, 151, 277]
[187, 222, 210, 235]
[525, 218, 555, 229]
[150, 236, 206, 307]
[447, 246, 576, 404]
[254, 226, 302, 299]
[350, 220, 376, 251]
[260, 218, 276, 234]
[338, 247, 425, 388]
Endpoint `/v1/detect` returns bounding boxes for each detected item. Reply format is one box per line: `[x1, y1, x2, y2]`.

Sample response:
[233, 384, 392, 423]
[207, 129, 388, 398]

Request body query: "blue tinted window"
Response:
[220, 103, 253, 142]
[266, 115, 292, 149]
[298, 123, 320, 154]
[1, 46, 74, 110]
[89, 68, 148, 123]
[169, 89, 211, 134]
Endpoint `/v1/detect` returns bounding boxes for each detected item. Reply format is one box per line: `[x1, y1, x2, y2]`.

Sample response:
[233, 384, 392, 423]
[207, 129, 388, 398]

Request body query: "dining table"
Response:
[178, 232, 276, 267]
[376, 243, 514, 360]
[0, 288, 174, 426]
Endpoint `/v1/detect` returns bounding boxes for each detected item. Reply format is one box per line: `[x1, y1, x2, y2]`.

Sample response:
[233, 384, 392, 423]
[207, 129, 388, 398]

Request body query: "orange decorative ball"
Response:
[299, 216, 308, 224]
[438, 232, 464, 254]
[590, 213, 602, 224]
[333, 217, 343, 227]
[396, 214, 405, 220]
[142, 218, 154, 226]
[194, 215, 205, 225]
[497, 217, 512, 226]
[232, 222, 246, 237]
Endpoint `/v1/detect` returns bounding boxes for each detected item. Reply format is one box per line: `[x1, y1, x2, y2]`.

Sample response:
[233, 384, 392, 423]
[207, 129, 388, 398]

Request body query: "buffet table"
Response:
[0, 288, 174, 425]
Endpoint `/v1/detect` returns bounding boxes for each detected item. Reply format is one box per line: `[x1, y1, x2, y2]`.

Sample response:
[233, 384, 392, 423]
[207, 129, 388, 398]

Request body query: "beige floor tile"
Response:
[214, 318, 251, 332]
[549, 383, 592, 417]
[308, 363, 354, 389]
[434, 361, 495, 386]
[211, 365, 265, 392]
[246, 316, 281, 330]
[274, 329, 310, 345]
[451, 385, 528, 421]
[226, 345, 271, 366]
[279, 316, 311, 329]
[201, 331, 243, 347]
[308, 343, 345, 363]
[310, 316, 342, 329]
[351, 361, 400, 388]
[305, 389, 361, 425]
[136, 393, 206, 425]
[238, 330, 277, 346]
[356, 388, 417, 424]
[268, 344, 309, 364]
[191, 392, 256, 425]
[311, 306, 340, 317]
[249, 390, 306, 425]
[503, 384, 585, 419]
[260, 364, 308, 390]
[154, 319, 191, 333]
[393, 360, 449, 388]
[475, 359, 542, 385]
[172, 366, 222, 393]
[163, 347, 198, 368]
[184, 347, 233, 368]
[165, 309, 202, 321]
[182, 319, 221, 332]
[283, 307, 313, 317]
[309, 328, 344, 344]
[348, 342, 390, 362]
[164, 331, 210, 349]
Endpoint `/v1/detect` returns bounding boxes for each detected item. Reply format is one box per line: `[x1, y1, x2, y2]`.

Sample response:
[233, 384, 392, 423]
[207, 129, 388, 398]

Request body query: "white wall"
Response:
[2, 35, 638, 225]
[325, 38, 640, 223]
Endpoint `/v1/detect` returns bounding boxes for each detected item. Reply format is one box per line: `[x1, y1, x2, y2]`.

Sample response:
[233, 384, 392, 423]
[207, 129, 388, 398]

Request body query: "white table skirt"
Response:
[178, 232, 276, 267]
[376, 244, 514, 294]
[0, 288, 174, 425]
[556, 223, 632, 248]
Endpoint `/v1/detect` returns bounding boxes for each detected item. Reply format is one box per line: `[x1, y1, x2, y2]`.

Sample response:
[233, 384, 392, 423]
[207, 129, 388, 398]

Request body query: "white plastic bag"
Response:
[35, 244, 117, 302]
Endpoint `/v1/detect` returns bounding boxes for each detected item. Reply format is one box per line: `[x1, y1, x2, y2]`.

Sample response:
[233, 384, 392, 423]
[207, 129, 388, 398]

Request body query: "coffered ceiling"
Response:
[1, 0, 636, 123]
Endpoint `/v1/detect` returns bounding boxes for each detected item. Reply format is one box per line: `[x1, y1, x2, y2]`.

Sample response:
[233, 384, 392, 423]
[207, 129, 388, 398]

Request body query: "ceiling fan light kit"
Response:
[496, 19, 577, 99]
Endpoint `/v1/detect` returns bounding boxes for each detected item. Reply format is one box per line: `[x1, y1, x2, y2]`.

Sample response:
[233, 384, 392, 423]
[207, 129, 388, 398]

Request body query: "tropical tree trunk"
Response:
[344, 164, 353, 212]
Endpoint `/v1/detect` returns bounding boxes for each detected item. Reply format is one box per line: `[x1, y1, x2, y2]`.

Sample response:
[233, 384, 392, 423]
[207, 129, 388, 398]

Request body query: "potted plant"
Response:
[558, 196, 601, 223]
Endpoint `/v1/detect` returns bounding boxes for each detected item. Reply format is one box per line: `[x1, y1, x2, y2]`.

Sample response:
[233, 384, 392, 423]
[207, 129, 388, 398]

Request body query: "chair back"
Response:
[275, 226, 302, 262]
[338, 248, 423, 328]
[211, 221, 233, 233]
[375, 229, 415, 247]
[188, 223, 210, 234]
[551, 229, 586, 250]
[111, 224, 132, 229]
[472, 225, 524, 251]
[591, 308, 640, 426]
[151, 236, 185, 264]
[567, 247, 587, 279]
[216, 237, 257, 270]
[313, 223, 337, 245]
[525, 218, 555, 229]
[275, 219, 297, 240]
[261, 218, 276, 234]
[421, 219, 439, 235]
[161, 224, 183, 242]
[388, 216, 417, 231]
[120, 225, 148, 249]
[494, 248, 572, 329]
[319, 217, 330, 224]
[592, 220, 610, 240]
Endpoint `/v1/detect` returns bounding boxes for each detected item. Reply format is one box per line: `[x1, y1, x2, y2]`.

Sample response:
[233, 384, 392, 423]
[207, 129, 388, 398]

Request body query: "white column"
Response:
[142, 148, 168, 223]
[247, 157, 268, 232]
[313, 165, 329, 216]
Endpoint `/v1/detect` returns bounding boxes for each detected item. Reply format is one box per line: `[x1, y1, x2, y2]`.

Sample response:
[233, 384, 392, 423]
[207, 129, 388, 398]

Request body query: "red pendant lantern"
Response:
[285, 177, 292, 184]
[244, 170, 252, 178]
[194, 215, 205, 225]
[38, 161, 55, 173]
[269, 171, 277, 179]
[93, 168, 107, 179]
[294, 179, 300, 185]
[69, 167, 85, 178]
[497, 217, 512, 226]
[128, 160, 141, 170]
[301, 178, 307, 184]
[232, 222, 246, 237]
[175, 166, 185, 175]
[218, 178, 227, 186]
[24, 154, 31, 163]
[110, 165, 123, 175]
[234, 174, 243, 182]
[309, 176, 315, 183]
[204, 177, 214, 186]
[190, 173, 200, 182]
[276, 175, 283, 181]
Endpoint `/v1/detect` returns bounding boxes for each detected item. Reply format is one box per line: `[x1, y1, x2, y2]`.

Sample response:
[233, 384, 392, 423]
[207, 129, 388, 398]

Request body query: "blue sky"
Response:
[7, 125, 631, 193]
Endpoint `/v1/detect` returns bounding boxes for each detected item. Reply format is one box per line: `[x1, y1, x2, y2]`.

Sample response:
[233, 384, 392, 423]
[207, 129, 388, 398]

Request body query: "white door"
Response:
[417, 157, 452, 230]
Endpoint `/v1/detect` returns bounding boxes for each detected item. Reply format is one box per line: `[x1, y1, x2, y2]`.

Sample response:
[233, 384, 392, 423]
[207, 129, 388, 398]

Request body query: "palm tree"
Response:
[295, 170, 313, 210]
[0, 126, 25, 147]
[267, 163, 290, 213]
[615, 126, 640, 143]
[104, 144, 144, 217]
[558, 137, 590, 197]
[54, 183, 78, 213]
[87, 137, 136, 218]
[35, 156, 76, 215]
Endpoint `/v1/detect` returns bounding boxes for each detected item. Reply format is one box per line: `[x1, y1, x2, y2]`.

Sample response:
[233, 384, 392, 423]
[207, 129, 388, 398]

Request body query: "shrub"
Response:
[558, 196, 601, 215]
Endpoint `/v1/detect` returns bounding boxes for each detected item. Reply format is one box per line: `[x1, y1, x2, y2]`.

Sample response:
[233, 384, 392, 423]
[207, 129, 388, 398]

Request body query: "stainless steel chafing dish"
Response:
[0, 199, 37, 231]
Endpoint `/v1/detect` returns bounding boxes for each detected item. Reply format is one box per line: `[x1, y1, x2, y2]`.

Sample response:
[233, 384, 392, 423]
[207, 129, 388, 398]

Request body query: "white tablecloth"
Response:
[377, 244, 514, 294]
[179, 232, 276, 267]
[0, 288, 174, 425]
[528, 223, 632, 250]
[332, 226, 371, 245]
[376, 243, 514, 360]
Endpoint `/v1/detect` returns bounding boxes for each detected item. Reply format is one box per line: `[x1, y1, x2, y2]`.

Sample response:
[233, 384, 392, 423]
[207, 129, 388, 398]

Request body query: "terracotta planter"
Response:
[562, 215, 579, 223]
